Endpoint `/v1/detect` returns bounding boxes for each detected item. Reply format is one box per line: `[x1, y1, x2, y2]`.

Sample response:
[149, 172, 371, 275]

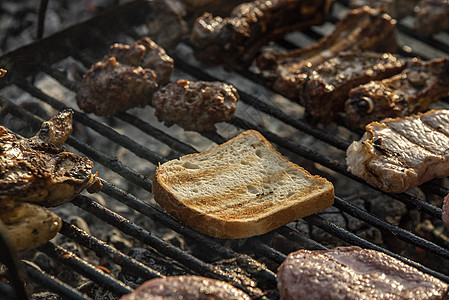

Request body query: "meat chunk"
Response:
[277, 246, 449, 300]
[152, 80, 239, 131]
[108, 37, 174, 85]
[346, 110, 449, 193]
[119, 275, 251, 300]
[0, 199, 61, 251]
[345, 56, 449, 129]
[349, 0, 419, 19]
[302, 51, 407, 124]
[77, 57, 159, 116]
[145, 0, 189, 49]
[0, 109, 102, 206]
[415, 0, 449, 36]
[443, 193, 449, 230]
[190, 0, 333, 70]
[256, 6, 398, 102]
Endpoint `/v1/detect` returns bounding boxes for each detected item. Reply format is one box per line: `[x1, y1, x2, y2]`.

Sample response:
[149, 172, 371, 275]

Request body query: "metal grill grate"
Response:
[1, 0, 449, 299]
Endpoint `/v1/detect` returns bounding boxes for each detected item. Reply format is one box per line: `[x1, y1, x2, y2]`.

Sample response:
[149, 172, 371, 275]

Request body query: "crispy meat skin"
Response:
[0, 199, 61, 251]
[415, 0, 449, 36]
[302, 51, 407, 124]
[349, 0, 419, 19]
[256, 6, 398, 101]
[152, 79, 239, 131]
[278, 246, 449, 300]
[345, 56, 449, 129]
[190, 0, 332, 69]
[0, 109, 102, 206]
[108, 37, 174, 85]
[346, 110, 449, 193]
[77, 57, 158, 116]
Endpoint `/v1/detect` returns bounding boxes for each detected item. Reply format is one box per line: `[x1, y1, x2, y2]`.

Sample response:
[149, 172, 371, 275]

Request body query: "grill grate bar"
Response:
[303, 214, 449, 283]
[38, 242, 133, 295]
[275, 227, 327, 251]
[59, 221, 163, 280]
[71, 195, 266, 298]
[252, 241, 287, 265]
[23, 260, 90, 300]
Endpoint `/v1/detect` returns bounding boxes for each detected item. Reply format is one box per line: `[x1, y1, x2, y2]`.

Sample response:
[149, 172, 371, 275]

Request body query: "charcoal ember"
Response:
[106, 229, 133, 251]
[190, 0, 332, 70]
[31, 292, 62, 300]
[119, 248, 191, 288]
[77, 281, 120, 300]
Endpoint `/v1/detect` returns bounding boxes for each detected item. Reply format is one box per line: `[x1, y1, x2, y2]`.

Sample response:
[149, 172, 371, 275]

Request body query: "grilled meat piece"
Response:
[0, 199, 61, 251]
[415, 0, 449, 36]
[0, 109, 102, 206]
[346, 110, 449, 193]
[256, 6, 398, 101]
[77, 57, 159, 116]
[119, 275, 251, 300]
[152, 80, 239, 131]
[108, 37, 174, 85]
[277, 246, 449, 300]
[443, 193, 449, 230]
[145, 0, 189, 49]
[302, 51, 407, 124]
[345, 56, 449, 129]
[190, 0, 333, 70]
[349, 0, 419, 19]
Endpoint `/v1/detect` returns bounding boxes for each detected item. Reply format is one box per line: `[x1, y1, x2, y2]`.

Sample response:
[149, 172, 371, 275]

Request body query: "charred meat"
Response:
[108, 37, 174, 85]
[443, 193, 449, 230]
[415, 0, 449, 36]
[145, 0, 189, 49]
[349, 0, 419, 19]
[256, 6, 398, 101]
[278, 246, 449, 300]
[345, 56, 449, 129]
[77, 57, 159, 116]
[119, 275, 251, 300]
[190, 0, 333, 70]
[0, 199, 62, 251]
[152, 80, 239, 131]
[302, 51, 407, 124]
[346, 110, 449, 193]
[0, 109, 102, 206]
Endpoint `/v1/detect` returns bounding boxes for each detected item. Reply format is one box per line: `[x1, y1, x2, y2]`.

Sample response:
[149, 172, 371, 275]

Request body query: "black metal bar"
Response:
[38, 242, 134, 296]
[59, 221, 162, 280]
[23, 260, 90, 300]
[303, 214, 449, 283]
[70, 194, 263, 298]
[252, 241, 287, 265]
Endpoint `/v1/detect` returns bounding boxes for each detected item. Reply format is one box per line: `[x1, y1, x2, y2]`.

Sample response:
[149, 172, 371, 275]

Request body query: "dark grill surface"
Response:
[1, 0, 449, 299]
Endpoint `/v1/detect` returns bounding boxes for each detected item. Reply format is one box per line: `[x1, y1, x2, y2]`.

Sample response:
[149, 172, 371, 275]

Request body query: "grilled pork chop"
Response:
[345, 56, 449, 129]
[0, 199, 62, 251]
[119, 275, 251, 300]
[0, 109, 102, 206]
[189, 0, 333, 70]
[302, 51, 407, 124]
[277, 246, 449, 300]
[346, 110, 449, 193]
[256, 6, 398, 102]
[152, 79, 239, 131]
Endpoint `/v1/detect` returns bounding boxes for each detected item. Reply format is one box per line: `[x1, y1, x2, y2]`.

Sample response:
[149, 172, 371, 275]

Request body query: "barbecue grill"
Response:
[1, 0, 449, 299]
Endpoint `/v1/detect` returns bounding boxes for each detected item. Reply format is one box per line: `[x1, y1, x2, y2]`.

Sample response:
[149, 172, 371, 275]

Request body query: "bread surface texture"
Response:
[152, 130, 334, 238]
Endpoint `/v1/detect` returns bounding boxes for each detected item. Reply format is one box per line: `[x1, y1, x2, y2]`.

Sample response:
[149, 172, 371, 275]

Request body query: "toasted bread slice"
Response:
[152, 130, 334, 239]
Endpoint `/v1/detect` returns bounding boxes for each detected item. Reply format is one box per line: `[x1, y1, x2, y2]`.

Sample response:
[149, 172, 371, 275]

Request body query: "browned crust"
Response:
[152, 130, 334, 239]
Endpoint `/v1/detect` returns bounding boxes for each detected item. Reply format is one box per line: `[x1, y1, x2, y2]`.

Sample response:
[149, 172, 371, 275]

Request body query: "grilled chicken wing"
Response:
[0, 109, 102, 206]
[0, 199, 61, 251]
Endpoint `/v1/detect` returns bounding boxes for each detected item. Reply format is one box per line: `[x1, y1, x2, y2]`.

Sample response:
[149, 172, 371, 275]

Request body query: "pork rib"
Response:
[345, 56, 449, 129]
[346, 110, 449, 193]
[302, 51, 407, 124]
[189, 0, 333, 70]
[256, 6, 398, 102]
